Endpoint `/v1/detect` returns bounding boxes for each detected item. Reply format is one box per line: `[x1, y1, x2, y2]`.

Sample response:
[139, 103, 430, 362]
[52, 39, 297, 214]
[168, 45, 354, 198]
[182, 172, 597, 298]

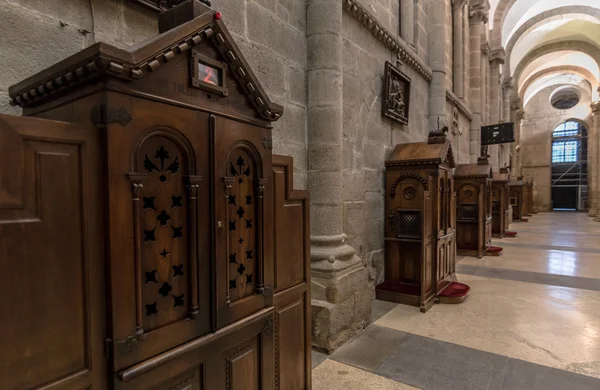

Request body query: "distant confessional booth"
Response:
[491, 168, 510, 238]
[523, 181, 534, 216]
[510, 179, 527, 222]
[377, 129, 468, 313]
[453, 158, 493, 258]
[1, 2, 312, 389]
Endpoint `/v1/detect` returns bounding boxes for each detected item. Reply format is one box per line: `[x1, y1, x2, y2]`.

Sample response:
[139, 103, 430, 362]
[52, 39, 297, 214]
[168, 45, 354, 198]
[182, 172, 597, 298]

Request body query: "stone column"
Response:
[590, 101, 600, 218]
[452, 0, 467, 99]
[514, 105, 524, 177]
[468, 1, 488, 163]
[400, 0, 415, 46]
[463, 3, 470, 97]
[489, 49, 505, 169]
[307, 0, 370, 353]
[427, 0, 448, 130]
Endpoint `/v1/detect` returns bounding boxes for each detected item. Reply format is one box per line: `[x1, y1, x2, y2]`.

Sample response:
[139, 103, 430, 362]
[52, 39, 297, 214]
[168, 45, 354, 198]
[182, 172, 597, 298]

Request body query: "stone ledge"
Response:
[446, 90, 473, 120]
[342, 0, 433, 82]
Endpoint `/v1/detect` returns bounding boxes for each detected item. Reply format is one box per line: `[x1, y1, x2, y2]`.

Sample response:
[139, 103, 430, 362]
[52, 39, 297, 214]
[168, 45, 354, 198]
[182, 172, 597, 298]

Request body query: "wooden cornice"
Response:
[9, 10, 282, 122]
[342, 0, 433, 82]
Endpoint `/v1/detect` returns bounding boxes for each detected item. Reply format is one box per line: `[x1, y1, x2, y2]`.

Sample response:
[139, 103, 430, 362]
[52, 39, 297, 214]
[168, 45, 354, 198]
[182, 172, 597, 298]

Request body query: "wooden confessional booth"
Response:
[1, 2, 312, 390]
[510, 180, 526, 221]
[524, 181, 534, 216]
[376, 130, 457, 313]
[454, 158, 493, 258]
[491, 168, 510, 238]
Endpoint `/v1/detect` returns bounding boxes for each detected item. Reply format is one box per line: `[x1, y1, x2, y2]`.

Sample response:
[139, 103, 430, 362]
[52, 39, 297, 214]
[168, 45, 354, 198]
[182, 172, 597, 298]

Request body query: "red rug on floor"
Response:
[505, 231, 518, 237]
[486, 246, 503, 256]
[438, 282, 470, 304]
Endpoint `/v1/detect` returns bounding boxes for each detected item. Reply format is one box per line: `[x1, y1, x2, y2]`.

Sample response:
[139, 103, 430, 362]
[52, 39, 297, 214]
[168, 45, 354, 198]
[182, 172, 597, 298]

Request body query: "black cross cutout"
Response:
[246, 274, 253, 284]
[173, 294, 185, 307]
[229, 253, 237, 264]
[245, 219, 253, 229]
[229, 220, 236, 231]
[237, 263, 246, 275]
[160, 249, 169, 258]
[157, 210, 171, 226]
[229, 279, 237, 289]
[171, 195, 183, 208]
[144, 228, 156, 242]
[237, 206, 245, 219]
[173, 264, 184, 277]
[228, 195, 237, 205]
[143, 197, 156, 210]
[246, 250, 253, 260]
[172, 226, 183, 238]
[159, 282, 172, 297]
[145, 302, 158, 316]
[145, 270, 158, 284]
[245, 195, 252, 205]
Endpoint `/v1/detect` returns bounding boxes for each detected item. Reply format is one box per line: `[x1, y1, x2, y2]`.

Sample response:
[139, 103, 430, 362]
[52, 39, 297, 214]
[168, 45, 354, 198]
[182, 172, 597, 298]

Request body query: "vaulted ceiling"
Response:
[489, 0, 600, 109]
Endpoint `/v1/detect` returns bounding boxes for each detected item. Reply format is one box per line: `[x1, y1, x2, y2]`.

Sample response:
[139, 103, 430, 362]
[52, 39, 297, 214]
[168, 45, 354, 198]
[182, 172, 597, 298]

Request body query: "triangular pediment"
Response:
[9, 7, 282, 122]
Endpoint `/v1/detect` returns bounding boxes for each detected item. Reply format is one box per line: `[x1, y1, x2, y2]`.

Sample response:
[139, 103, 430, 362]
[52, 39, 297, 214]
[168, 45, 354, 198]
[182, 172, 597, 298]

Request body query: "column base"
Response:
[310, 234, 372, 353]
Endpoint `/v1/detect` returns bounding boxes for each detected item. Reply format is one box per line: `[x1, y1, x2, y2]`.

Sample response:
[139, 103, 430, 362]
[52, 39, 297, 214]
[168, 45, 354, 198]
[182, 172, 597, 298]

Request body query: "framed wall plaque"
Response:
[383, 61, 411, 125]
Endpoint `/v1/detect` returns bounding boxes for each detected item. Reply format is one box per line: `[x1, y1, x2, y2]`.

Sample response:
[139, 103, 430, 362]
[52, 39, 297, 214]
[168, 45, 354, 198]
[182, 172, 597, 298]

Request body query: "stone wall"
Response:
[520, 84, 592, 211]
[0, 0, 156, 116]
[341, 9, 430, 291]
[0, 0, 309, 189]
[219, 0, 308, 189]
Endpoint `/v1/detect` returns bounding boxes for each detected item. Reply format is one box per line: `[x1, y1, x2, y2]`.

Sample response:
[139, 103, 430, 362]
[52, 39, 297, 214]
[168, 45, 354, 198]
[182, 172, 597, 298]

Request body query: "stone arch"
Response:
[519, 65, 598, 102]
[491, 0, 518, 43]
[504, 6, 600, 75]
[512, 40, 600, 93]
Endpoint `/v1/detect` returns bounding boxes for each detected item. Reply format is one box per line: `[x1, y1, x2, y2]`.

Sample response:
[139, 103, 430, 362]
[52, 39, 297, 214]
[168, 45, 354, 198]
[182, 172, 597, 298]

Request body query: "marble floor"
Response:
[312, 212, 600, 389]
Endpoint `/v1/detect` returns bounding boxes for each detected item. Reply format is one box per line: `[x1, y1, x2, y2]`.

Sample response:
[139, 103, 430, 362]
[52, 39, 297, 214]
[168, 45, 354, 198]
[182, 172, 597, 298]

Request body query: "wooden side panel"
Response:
[225, 337, 260, 390]
[271, 155, 311, 390]
[0, 115, 105, 390]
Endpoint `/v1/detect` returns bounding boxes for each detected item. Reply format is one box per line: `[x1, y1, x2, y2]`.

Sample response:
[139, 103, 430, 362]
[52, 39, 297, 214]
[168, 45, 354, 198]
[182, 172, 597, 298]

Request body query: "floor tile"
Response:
[372, 299, 400, 323]
[312, 360, 417, 390]
[374, 274, 600, 377]
[455, 264, 600, 291]
[312, 350, 328, 369]
[331, 325, 408, 371]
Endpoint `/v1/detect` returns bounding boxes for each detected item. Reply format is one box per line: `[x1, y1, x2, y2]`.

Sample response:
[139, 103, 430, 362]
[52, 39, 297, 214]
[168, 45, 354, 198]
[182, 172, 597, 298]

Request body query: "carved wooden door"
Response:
[105, 96, 212, 372]
[212, 115, 274, 329]
[0, 115, 106, 390]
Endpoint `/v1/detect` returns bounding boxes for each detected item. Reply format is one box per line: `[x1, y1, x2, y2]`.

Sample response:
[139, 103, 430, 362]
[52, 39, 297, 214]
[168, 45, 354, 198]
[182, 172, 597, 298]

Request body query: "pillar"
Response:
[514, 104, 524, 177]
[590, 101, 600, 219]
[427, 0, 449, 130]
[468, 0, 488, 163]
[463, 2, 470, 97]
[401, 0, 415, 46]
[306, 0, 371, 353]
[489, 49, 505, 169]
[452, 0, 467, 99]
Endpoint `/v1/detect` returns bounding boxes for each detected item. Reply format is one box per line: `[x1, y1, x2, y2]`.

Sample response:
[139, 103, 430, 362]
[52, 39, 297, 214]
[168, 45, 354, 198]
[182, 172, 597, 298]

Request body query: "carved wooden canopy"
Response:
[454, 163, 492, 179]
[386, 138, 456, 169]
[9, 3, 282, 122]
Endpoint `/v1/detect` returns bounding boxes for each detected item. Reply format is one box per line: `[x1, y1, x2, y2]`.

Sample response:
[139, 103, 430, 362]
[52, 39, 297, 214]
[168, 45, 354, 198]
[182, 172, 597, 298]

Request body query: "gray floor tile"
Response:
[368, 331, 600, 390]
[456, 264, 600, 292]
[374, 333, 509, 390]
[331, 325, 409, 371]
[500, 359, 600, 390]
[371, 299, 399, 323]
[498, 241, 598, 254]
[312, 350, 328, 370]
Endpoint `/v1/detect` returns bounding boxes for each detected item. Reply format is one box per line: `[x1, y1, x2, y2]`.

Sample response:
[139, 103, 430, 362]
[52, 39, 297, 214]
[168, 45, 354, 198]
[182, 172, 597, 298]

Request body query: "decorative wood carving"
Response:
[379, 136, 456, 313]
[383, 61, 411, 125]
[3, 4, 310, 390]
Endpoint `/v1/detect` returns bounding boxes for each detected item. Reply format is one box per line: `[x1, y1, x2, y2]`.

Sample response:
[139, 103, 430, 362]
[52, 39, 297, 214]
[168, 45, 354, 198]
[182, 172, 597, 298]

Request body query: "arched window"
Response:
[551, 121, 586, 164]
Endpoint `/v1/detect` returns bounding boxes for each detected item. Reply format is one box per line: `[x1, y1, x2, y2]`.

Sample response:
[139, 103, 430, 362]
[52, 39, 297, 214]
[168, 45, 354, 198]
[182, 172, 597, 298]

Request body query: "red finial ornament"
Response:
[215, 12, 222, 20]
